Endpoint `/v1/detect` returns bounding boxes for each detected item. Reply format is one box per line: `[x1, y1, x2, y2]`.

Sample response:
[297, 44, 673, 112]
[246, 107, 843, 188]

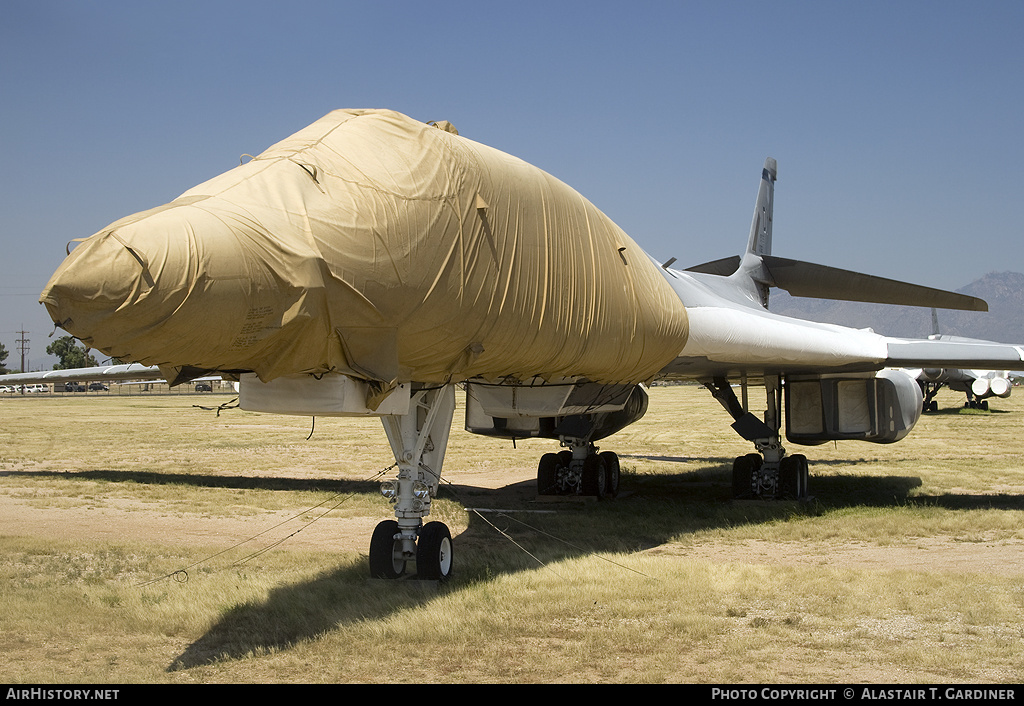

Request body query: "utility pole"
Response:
[16, 328, 28, 373]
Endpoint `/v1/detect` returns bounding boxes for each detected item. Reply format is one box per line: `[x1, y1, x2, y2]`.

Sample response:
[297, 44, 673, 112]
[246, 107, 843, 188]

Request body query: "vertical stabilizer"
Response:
[735, 158, 778, 307]
[746, 158, 777, 257]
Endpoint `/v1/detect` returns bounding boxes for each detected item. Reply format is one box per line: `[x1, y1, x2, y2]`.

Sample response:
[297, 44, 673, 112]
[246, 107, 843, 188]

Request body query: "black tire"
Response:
[779, 457, 797, 498]
[581, 454, 606, 497]
[599, 451, 620, 498]
[794, 454, 809, 499]
[369, 520, 405, 579]
[732, 453, 761, 498]
[417, 522, 453, 581]
[537, 453, 559, 495]
[779, 454, 809, 499]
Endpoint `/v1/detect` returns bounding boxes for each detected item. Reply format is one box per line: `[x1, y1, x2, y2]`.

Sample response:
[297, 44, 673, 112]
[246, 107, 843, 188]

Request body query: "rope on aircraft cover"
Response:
[464, 508, 566, 581]
[484, 510, 659, 582]
[192, 397, 239, 416]
[135, 464, 397, 587]
[436, 473, 657, 582]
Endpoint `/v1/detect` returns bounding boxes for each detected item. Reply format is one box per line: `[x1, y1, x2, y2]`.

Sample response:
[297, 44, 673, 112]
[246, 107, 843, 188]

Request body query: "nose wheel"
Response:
[369, 519, 453, 581]
[369, 520, 407, 579]
[417, 522, 453, 580]
[370, 385, 456, 582]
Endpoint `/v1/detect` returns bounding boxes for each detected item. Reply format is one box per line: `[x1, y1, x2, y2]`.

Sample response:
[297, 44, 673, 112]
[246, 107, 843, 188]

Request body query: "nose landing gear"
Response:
[369, 385, 457, 581]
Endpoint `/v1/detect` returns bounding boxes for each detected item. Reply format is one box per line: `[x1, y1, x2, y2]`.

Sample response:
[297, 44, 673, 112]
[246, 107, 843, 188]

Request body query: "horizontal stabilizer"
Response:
[684, 256, 741, 277]
[761, 255, 988, 311]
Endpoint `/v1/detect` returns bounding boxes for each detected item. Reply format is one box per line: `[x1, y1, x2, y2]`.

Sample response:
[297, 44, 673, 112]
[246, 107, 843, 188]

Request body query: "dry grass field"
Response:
[1, 382, 1023, 683]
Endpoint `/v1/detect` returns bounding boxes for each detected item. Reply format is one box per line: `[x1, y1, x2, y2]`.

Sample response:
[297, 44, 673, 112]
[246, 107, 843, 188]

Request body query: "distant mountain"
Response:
[769, 271, 1024, 343]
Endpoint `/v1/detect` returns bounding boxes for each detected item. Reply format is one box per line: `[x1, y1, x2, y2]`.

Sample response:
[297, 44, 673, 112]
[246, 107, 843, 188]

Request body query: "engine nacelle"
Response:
[973, 375, 1012, 399]
[922, 368, 972, 384]
[465, 381, 648, 442]
[989, 376, 1012, 398]
[785, 369, 923, 445]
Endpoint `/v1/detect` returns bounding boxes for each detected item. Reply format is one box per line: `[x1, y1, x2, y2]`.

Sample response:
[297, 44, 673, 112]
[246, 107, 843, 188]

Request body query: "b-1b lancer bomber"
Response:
[5, 109, 1023, 580]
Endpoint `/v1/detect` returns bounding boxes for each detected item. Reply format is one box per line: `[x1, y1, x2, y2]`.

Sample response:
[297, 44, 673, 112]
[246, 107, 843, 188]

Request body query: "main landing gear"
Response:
[921, 381, 942, 413]
[369, 384, 457, 581]
[730, 451, 809, 500]
[536, 438, 620, 499]
[704, 375, 810, 501]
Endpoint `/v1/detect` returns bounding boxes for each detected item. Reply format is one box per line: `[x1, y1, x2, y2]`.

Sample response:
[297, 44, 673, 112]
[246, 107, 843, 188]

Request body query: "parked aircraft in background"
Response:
[0, 365, 220, 393]
[4, 109, 1024, 581]
[910, 310, 1017, 411]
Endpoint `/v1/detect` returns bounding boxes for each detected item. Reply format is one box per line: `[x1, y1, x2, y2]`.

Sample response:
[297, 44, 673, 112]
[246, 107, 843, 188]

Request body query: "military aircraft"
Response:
[910, 310, 1015, 411]
[4, 109, 1024, 582]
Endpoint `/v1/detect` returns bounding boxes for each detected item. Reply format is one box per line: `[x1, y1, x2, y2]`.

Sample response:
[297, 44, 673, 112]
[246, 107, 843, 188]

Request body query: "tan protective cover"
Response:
[42, 109, 689, 385]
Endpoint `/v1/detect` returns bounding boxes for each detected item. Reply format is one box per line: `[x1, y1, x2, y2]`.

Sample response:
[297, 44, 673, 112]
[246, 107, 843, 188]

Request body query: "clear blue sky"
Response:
[1, 0, 1021, 370]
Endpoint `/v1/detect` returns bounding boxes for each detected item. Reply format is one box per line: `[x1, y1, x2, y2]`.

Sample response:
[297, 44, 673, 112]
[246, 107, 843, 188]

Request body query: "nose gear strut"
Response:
[370, 384, 456, 581]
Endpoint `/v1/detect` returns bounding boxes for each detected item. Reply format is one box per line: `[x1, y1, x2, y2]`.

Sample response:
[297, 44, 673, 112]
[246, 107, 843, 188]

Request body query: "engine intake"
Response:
[785, 369, 923, 445]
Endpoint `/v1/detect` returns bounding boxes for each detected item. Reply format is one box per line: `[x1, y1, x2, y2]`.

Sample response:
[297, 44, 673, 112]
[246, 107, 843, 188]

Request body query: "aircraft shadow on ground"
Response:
[620, 453, 869, 467]
[154, 457, 1024, 671]
[4, 468, 383, 495]
[926, 406, 1013, 416]
[167, 561, 413, 671]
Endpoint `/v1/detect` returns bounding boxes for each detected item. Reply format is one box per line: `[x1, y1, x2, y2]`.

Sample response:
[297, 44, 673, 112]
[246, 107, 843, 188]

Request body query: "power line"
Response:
[16, 329, 29, 373]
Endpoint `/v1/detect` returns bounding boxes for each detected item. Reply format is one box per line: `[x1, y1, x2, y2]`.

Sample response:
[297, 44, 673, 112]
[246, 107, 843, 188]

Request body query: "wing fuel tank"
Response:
[40, 110, 689, 385]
